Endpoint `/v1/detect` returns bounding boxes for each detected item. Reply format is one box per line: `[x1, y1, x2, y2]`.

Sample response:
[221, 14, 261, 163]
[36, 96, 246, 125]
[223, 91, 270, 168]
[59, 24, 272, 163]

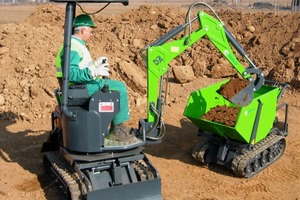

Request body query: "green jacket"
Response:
[55, 36, 95, 84]
[55, 36, 130, 124]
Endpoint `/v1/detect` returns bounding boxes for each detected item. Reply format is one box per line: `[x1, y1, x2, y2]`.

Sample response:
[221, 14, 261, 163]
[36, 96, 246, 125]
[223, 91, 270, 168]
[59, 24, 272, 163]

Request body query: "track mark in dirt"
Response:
[231, 180, 268, 193]
[15, 177, 41, 192]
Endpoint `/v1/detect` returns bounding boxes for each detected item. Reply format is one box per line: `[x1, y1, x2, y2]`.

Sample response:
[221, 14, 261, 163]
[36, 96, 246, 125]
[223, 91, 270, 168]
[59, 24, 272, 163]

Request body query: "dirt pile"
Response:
[0, 3, 300, 123]
[201, 105, 240, 127]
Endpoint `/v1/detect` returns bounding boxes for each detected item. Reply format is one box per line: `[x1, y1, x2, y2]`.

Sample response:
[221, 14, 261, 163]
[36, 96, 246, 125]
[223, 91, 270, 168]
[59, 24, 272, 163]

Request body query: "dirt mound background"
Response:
[0, 3, 300, 122]
[0, 2, 300, 200]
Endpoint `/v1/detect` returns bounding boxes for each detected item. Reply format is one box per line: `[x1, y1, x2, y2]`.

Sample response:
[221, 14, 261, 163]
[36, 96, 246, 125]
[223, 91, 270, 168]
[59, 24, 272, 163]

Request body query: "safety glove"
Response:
[95, 56, 108, 66]
[90, 63, 110, 78]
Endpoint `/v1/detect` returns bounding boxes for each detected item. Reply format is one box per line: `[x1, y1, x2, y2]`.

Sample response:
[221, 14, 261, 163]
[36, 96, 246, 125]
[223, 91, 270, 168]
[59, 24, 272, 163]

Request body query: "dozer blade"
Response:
[230, 82, 254, 107]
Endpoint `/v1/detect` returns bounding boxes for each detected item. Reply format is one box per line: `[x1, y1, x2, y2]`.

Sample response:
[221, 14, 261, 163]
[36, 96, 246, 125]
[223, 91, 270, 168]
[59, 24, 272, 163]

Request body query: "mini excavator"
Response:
[41, 1, 162, 199]
[41, 1, 289, 199]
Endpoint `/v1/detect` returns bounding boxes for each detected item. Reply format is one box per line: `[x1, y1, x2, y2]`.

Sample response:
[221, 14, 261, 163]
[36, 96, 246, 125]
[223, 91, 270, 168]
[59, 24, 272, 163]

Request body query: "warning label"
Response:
[99, 102, 114, 112]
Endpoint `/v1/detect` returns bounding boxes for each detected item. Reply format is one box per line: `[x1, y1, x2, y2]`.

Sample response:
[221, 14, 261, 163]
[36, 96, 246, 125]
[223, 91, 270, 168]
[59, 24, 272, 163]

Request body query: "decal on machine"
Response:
[99, 102, 114, 112]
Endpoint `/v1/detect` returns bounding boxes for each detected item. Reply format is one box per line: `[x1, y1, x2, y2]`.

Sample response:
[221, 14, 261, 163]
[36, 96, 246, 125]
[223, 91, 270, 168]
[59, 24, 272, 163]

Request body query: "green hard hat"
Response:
[73, 14, 96, 28]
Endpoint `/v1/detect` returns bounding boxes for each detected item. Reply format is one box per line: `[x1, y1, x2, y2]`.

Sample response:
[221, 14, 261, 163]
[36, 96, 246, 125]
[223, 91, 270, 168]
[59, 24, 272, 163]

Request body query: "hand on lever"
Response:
[90, 63, 110, 78]
[95, 56, 108, 66]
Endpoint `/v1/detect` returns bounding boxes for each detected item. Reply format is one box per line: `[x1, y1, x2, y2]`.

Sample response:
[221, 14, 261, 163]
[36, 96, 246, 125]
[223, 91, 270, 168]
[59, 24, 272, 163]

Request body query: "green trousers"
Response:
[87, 78, 130, 125]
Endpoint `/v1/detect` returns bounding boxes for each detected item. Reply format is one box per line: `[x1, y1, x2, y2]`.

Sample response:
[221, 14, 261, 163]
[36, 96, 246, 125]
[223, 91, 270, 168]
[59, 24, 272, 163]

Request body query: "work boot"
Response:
[107, 123, 136, 143]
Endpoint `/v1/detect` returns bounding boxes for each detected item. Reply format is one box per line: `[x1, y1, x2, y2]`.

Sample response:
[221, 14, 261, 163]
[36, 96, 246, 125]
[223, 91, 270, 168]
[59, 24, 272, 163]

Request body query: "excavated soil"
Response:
[201, 105, 240, 127]
[0, 1, 300, 200]
[219, 78, 250, 100]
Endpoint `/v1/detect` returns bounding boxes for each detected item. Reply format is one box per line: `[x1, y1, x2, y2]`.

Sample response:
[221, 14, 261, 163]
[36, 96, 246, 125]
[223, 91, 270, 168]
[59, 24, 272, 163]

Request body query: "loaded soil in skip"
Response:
[201, 105, 240, 127]
[201, 78, 246, 126]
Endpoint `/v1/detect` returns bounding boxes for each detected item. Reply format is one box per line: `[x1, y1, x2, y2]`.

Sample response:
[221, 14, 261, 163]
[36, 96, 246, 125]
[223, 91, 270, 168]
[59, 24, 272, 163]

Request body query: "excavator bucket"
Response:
[218, 78, 256, 107]
[229, 82, 254, 107]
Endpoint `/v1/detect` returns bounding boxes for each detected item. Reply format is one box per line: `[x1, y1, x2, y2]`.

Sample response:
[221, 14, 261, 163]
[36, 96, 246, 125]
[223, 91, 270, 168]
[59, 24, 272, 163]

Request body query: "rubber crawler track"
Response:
[192, 139, 209, 164]
[231, 133, 286, 178]
[132, 160, 155, 181]
[44, 151, 83, 200]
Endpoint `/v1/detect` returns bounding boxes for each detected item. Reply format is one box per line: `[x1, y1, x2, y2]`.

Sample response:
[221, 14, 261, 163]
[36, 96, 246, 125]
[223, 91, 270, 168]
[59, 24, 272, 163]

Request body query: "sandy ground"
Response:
[0, 1, 300, 200]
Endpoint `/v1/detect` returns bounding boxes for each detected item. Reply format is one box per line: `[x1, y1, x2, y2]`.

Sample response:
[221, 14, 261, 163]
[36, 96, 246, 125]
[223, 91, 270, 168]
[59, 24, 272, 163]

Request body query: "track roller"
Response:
[231, 133, 286, 178]
[192, 138, 209, 164]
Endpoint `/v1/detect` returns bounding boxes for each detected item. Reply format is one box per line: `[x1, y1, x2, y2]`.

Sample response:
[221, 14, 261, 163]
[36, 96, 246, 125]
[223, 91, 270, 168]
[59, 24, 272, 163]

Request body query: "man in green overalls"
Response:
[55, 14, 135, 143]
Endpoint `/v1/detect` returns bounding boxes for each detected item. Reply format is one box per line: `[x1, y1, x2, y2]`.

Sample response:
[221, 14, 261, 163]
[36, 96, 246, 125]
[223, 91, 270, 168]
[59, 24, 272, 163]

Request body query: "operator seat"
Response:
[55, 77, 122, 153]
[55, 77, 90, 107]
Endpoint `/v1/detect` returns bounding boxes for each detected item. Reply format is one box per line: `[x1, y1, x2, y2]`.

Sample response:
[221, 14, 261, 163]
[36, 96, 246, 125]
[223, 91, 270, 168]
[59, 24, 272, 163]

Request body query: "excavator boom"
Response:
[141, 4, 264, 123]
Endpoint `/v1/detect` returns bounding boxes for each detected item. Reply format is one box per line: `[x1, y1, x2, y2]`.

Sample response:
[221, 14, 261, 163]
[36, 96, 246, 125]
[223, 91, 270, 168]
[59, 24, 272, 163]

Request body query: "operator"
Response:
[55, 14, 135, 144]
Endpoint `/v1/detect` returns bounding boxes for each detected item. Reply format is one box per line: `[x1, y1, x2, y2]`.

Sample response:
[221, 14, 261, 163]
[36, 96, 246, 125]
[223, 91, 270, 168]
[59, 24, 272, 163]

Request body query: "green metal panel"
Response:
[184, 79, 280, 144]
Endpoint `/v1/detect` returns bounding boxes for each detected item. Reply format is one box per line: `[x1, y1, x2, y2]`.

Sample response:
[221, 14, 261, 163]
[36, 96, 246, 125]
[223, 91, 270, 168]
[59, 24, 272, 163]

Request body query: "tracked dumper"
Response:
[184, 79, 288, 177]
